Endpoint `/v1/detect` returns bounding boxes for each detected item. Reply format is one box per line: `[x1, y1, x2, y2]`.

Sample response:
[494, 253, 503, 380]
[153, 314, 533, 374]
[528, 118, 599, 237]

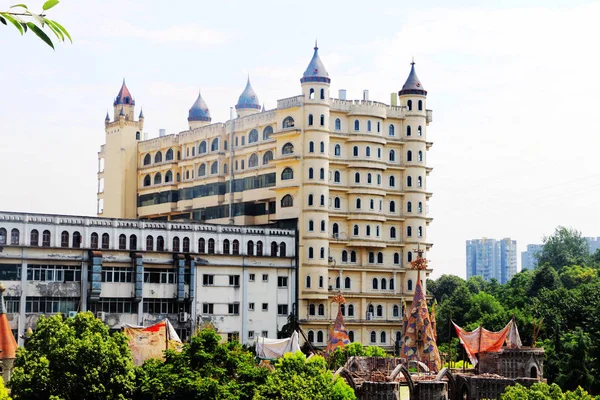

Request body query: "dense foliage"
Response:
[428, 226, 600, 393]
[500, 382, 600, 399]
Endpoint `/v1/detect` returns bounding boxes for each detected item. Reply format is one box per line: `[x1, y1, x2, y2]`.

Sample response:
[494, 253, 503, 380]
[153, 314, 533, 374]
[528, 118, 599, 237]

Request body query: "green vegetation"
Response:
[500, 382, 600, 399]
[429, 226, 600, 394]
[0, 1, 71, 49]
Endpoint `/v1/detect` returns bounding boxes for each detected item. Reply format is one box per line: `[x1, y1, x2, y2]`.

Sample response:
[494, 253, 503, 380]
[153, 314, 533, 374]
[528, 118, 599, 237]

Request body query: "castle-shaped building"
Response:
[97, 44, 434, 348]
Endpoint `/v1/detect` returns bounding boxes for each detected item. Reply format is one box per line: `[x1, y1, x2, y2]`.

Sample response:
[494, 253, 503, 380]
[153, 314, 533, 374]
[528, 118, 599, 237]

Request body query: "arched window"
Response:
[407, 99, 412, 111]
[393, 305, 399, 317]
[11, 228, 19, 245]
[394, 253, 400, 264]
[308, 247, 314, 259]
[281, 195, 293, 208]
[280, 242, 286, 257]
[198, 164, 206, 177]
[320, 220, 326, 232]
[101, 233, 110, 249]
[366, 225, 371, 236]
[263, 151, 273, 165]
[370, 331, 376, 343]
[308, 168, 314, 179]
[390, 201, 396, 213]
[348, 330, 355, 342]
[146, 235, 153, 251]
[389, 124, 395, 136]
[198, 238, 206, 253]
[336, 277, 340, 289]
[281, 167, 294, 180]
[208, 238, 215, 254]
[248, 153, 258, 168]
[381, 278, 387, 290]
[354, 120, 360, 131]
[390, 278, 395, 290]
[345, 277, 351, 289]
[165, 149, 174, 161]
[408, 251, 413, 263]
[282, 116, 295, 128]
[143, 175, 151, 187]
[418, 226, 423, 237]
[378, 252, 384, 264]
[332, 223, 339, 237]
[406, 126, 412, 136]
[418, 125, 423, 136]
[355, 172, 360, 183]
[40, 230, 50, 247]
[407, 150, 412, 162]
[211, 161, 218, 174]
[307, 277, 312, 289]
[380, 331, 386, 343]
[353, 225, 359, 236]
[320, 195, 325, 206]
[320, 88, 325, 100]
[389, 176, 396, 187]
[342, 251, 348, 262]
[308, 220, 314, 231]
[59, 231, 69, 247]
[129, 234, 137, 250]
[407, 279, 413, 291]
[353, 146, 359, 157]
[172, 237, 180, 252]
[418, 202, 423, 213]
[247, 240, 254, 256]
[350, 251, 357, 263]
[418, 151, 423, 162]
[372, 278, 378, 289]
[282, 142, 294, 155]
[90, 232, 98, 249]
[334, 197, 341, 208]
[223, 239, 230, 255]
[318, 304, 325, 316]
[418, 100, 423, 111]
[119, 234, 126, 250]
[319, 168, 325, 180]
[317, 330, 324, 342]
[369, 252, 375, 263]
[367, 173, 372, 184]
[418, 176, 423, 187]
[240, 160, 245, 170]
[154, 151, 162, 163]
[367, 120, 372, 131]
[248, 129, 258, 144]
[335, 118, 341, 131]
[407, 176, 412, 187]
[143, 154, 151, 165]
[192, 146, 196, 157]
[233, 240, 240, 255]
[308, 194, 314, 206]
[224, 141, 228, 151]
[156, 235, 164, 251]
[389, 150, 395, 162]
[308, 114, 314, 126]
[320, 141, 325, 153]
[407, 201, 413, 213]
[377, 174, 382, 185]
[165, 171, 173, 183]
[390, 227, 397, 238]
[182, 237, 190, 252]
[263, 126, 273, 140]
[154, 172, 162, 185]
[208, 138, 218, 152]
[309, 141, 315, 153]
[356, 198, 361, 209]
[334, 144, 341, 156]
[376, 305, 383, 317]
[369, 199, 374, 209]
[334, 171, 341, 183]
[308, 330, 314, 342]
[199, 141, 207, 153]
[309, 88, 315, 99]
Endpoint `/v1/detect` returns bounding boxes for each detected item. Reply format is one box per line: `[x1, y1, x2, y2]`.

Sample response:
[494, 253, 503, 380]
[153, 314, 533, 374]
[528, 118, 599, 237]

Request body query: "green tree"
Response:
[254, 352, 356, 400]
[527, 264, 563, 298]
[427, 274, 465, 303]
[9, 312, 135, 400]
[0, 378, 11, 400]
[500, 382, 599, 400]
[0, 1, 71, 49]
[559, 265, 597, 289]
[556, 327, 596, 392]
[364, 346, 386, 357]
[538, 227, 589, 271]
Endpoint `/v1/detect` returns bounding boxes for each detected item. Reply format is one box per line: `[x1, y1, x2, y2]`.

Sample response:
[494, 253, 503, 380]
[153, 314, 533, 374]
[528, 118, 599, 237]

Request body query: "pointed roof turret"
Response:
[399, 60, 427, 96]
[235, 77, 261, 111]
[188, 90, 211, 122]
[105, 111, 110, 121]
[300, 41, 330, 84]
[0, 284, 17, 360]
[139, 108, 144, 119]
[114, 79, 135, 106]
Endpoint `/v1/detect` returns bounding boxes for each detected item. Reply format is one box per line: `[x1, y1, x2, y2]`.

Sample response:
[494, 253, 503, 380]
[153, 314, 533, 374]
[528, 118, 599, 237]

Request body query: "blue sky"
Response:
[1, 0, 600, 278]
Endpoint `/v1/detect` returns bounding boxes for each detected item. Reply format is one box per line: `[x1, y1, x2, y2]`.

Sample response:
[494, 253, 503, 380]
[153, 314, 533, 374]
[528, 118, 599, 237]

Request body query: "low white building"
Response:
[0, 211, 296, 345]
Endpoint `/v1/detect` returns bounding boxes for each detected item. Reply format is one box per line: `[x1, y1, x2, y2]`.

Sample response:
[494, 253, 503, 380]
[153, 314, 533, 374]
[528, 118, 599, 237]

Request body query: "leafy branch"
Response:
[0, 0, 71, 49]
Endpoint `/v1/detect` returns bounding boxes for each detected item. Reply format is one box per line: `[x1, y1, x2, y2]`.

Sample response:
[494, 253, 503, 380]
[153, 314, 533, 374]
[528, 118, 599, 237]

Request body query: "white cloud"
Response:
[99, 22, 234, 45]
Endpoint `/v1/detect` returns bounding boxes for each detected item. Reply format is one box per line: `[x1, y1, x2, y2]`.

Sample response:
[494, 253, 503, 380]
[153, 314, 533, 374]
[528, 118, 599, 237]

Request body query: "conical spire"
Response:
[0, 284, 17, 360]
[139, 108, 144, 119]
[399, 60, 427, 96]
[105, 111, 110, 121]
[300, 42, 330, 84]
[235, 77, 261, 111]
[114, 79, 135, 106]
[188, 90, 211, 122]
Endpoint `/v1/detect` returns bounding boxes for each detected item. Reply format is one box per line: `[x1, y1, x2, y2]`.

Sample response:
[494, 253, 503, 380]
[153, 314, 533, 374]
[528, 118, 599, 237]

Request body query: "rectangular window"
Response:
[249, 302, 255, 311]
[262, 274, 269, 282]
[142, 299, 189, 314]
[277, 304, 288, 315]
[25, 297, 79, 314]
[4, 297, 20, 313]
[89, 298, 138, 314]
[262, 330, 268, 338]
[229, 275, 240, 286]
[227, 332, 239, 342]
[27, 265, 81, 282]
[248, 331, 254, 339]
[203, 274, 214, 286]
[102, 267, 133, 283]
[228, 303, 240, 315]
[0, 264, 21, 281]
[202, 303, 214, 314]
[249, 273, 255, 282]
[261, 303, 268, 311]
[277, 276, 288, 288]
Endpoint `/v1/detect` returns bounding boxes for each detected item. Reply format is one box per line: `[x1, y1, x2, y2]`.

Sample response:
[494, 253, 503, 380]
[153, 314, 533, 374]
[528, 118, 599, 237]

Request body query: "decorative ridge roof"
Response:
[235, 77, 261, 110]
[114, 79, 136, 106]
[399, 61, 427, 96]
[300, 41, 330, 84]
[188, 90, 212, 122]
[0, 284, 17, 359]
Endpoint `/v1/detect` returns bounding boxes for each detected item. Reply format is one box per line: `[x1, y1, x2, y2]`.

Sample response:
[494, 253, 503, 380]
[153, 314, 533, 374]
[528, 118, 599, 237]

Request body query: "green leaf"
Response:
[42, 0, 59, 11]
[46, 19, 64, 41]
[0, 12, 24, 35]
[26, 21, 54, 49]
[21, 22, 27, 32]
[9, 3, 28, 9]
[50, 19, 71, 43]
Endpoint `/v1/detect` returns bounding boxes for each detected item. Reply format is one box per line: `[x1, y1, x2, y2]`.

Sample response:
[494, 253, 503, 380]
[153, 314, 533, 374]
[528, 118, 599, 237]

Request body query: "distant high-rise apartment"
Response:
[521, 244, 544, 270]
[466, 238, 517, 284]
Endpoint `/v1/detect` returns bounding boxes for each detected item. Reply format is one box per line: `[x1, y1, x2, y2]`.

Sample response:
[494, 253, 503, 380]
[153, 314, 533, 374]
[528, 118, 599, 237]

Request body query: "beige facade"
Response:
[98, 46, 434, 348]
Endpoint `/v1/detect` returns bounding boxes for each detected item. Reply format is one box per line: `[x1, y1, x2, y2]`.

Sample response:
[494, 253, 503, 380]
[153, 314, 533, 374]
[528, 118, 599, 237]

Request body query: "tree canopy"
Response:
[538, 226, 589, 270]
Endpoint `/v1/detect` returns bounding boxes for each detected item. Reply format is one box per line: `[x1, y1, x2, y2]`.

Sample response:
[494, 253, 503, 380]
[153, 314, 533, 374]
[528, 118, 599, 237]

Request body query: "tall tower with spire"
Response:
[235, 77, 261, 118]
[188, 90, 212, 130]
[98, 80, 144, 219]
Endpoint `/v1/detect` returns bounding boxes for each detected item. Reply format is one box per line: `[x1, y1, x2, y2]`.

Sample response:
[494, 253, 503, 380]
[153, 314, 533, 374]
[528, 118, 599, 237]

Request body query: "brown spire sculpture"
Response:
[0, 283, 18, 383]
[399, 248, 441, 372]
[325, 292, 351, 354]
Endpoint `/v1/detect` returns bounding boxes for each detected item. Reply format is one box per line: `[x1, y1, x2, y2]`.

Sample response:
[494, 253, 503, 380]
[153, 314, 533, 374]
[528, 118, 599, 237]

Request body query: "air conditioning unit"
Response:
[366, 312, 374, 321]
[179, 312, 189, 323]
[68, 311, 78, 318]
[97, 311, 106, 322]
